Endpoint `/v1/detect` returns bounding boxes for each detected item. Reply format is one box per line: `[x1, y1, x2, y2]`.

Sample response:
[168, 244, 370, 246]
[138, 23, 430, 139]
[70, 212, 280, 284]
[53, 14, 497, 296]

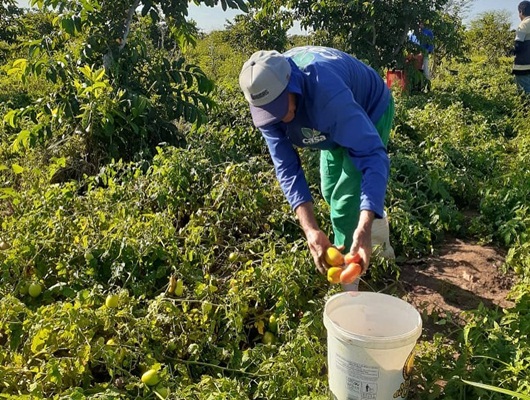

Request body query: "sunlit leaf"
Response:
[462, 380, 530, 400]
[11, 164, 24, 174]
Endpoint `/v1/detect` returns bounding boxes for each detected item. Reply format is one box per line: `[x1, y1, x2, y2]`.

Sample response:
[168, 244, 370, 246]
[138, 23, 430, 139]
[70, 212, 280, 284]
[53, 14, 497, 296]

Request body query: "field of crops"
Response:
[1, 2, 530, 396]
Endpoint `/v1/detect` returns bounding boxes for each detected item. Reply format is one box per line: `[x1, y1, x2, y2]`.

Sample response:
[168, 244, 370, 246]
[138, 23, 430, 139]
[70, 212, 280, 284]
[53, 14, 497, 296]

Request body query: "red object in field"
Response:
[406, 53, 424, 70]
[386, 69, 407, 91]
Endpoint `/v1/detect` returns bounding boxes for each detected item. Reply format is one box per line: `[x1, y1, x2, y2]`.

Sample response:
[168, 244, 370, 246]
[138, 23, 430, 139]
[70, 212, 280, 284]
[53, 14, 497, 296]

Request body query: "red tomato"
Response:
[344, 253, 362, 265]
[340, 263, 362, 284]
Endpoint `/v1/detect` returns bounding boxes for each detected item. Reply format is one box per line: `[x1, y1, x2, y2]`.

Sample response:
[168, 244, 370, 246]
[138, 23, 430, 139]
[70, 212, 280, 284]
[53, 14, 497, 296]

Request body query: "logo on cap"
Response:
[251, 89, 270, 101]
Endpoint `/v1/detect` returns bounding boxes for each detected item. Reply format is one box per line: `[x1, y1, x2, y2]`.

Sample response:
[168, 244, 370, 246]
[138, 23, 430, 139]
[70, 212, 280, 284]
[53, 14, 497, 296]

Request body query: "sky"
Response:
[15, 0, 523, 33]
[189, 0, 524, 33]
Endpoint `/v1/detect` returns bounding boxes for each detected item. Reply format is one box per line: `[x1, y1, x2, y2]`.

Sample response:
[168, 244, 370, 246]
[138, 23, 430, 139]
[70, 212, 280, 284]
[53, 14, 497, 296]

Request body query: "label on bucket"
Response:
[336, 354, 379, 399]
[327, 336, 415, 400]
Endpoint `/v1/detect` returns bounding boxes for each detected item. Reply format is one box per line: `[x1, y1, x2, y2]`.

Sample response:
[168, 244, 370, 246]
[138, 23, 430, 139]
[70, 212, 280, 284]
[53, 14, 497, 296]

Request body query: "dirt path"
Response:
[394, 237, 515, 336]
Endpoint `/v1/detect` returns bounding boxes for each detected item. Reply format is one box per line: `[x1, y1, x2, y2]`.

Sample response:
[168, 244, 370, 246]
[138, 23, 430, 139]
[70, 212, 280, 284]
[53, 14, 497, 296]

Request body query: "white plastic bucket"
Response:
[323, 292, 422, 400]
[371, 211, 395, 260]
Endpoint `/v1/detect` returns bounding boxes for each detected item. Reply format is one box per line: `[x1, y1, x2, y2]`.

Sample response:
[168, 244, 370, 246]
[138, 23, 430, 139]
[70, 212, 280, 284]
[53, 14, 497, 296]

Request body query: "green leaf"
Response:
[95, 69, 106, 82]
[0, 188, 18, 198]
[141, 1, 151, 16]
[12, 59, 27, 68]
[149, 8, 159, 23]
[11, 164, 24, 174]
[233, 0, 249, 12]
[79, 65, 93, 79]
[12, 130, 31, 152]
[28, 41, 42, 58]
[46, 68, 57, 83]
[462, 380, 530, 400]
[31, 328, 51, 353]
[92, 82, 107, 89]
[79, 0, 95, 12]
[3, 110, 17, 128]
[61, 17, 75, 35]
[9, 322, 23, 351]
[169, 70, 181, 84]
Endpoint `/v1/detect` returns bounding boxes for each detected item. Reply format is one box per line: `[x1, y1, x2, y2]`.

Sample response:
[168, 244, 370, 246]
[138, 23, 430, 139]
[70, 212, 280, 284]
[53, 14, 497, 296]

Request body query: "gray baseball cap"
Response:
[239, 50, 291, 127]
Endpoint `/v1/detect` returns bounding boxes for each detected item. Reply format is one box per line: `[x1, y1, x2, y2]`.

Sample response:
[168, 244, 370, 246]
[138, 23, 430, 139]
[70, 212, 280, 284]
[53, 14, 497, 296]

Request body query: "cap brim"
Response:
[250, 89, 289, 128]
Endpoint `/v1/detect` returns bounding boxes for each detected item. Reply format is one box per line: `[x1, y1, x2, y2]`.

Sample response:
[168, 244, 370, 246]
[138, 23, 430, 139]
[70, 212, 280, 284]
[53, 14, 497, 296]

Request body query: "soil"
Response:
[390, 237, 516, 338]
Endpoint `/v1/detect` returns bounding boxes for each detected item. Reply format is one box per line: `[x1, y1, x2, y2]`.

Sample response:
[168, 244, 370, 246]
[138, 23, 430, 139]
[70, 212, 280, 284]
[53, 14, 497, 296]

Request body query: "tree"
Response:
[465, 11, 513, 63]
[0, 0, 20, 42]
[4, 0, 256, 172]
[0, 0, 22, 61]
[185, 30, 246, 85]
[224, 11, 290, 55]
[258, 0, 469, 71]
[17, 10, 54, 41]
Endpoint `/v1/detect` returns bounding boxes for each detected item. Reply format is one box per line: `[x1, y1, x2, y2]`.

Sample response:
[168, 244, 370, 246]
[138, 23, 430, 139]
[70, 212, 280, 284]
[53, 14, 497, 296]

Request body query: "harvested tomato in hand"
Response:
[324, 247, 345, 267]
[344, 252, 361, 265]
[340, 263, 362, 284]
[327, 267, 343, 284]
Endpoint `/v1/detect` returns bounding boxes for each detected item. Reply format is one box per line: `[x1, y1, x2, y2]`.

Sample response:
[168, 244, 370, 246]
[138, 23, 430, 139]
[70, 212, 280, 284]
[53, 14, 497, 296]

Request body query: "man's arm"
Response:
[351, 210, 375, 272]
[260, 126, 312, 210]
[513, 21, 530, 55]
[261, 128, 334, 274]
[295, 202, 334, 275]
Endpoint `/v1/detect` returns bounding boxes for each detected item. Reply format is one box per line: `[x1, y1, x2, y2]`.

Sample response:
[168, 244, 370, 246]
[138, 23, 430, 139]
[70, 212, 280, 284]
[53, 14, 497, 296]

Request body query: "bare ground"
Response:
[393, 237, 516, 337]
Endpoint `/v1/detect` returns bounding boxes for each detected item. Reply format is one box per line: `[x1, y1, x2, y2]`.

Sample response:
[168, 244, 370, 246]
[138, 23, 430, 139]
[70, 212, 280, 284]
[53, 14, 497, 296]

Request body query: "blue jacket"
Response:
[259, 46, 391, 218]
[408, 28, 434, 54]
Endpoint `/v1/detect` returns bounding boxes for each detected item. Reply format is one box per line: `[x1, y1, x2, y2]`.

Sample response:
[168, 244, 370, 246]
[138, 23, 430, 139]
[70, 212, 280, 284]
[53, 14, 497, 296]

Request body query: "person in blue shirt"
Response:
[238, 46, 395, 284]
[408, 23, 434, 80]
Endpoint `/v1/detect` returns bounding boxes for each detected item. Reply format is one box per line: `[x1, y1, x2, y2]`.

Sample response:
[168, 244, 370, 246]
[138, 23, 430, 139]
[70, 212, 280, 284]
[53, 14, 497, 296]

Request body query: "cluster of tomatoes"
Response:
[324, 247, 363, 285]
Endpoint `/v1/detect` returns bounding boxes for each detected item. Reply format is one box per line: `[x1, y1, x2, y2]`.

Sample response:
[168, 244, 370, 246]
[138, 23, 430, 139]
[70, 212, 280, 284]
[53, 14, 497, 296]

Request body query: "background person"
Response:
[408, 22, 434, 80]
[238, 46, 395, 288]
[512, 1, 530, 93]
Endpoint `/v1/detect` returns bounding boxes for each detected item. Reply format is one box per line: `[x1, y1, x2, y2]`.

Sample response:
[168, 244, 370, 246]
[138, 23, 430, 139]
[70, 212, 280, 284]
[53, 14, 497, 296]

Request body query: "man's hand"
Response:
[349, 210, 375, 272]
[306, 228, 335, 274]
[295, 201, 336, 274]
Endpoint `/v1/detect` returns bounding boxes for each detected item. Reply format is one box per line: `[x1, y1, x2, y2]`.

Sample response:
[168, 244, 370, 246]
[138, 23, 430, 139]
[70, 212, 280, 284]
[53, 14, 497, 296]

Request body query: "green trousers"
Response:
[320, 97, 394, 250]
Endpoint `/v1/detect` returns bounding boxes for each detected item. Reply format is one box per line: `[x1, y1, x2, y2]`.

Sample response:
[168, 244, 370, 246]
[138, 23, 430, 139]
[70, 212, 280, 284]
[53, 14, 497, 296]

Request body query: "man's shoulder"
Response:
[519, 17, 530, 32]
[284, 46, 351, 66]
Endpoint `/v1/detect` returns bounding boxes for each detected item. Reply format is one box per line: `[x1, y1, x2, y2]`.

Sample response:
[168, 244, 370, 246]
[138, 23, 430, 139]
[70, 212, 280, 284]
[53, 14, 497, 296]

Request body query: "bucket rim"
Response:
[323, 292, 422, 348]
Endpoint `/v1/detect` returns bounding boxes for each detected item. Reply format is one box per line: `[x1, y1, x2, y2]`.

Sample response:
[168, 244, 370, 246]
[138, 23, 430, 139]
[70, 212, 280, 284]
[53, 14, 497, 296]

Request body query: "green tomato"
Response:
[269, 315, 278, 332]
[105, 294, 119, 308]
[228, 252, 238, 262]
[141, 369, 160, 386]
[262, 331, 276, 345]
[28, 283, 42, 298]
[174, 279, 184, 296]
